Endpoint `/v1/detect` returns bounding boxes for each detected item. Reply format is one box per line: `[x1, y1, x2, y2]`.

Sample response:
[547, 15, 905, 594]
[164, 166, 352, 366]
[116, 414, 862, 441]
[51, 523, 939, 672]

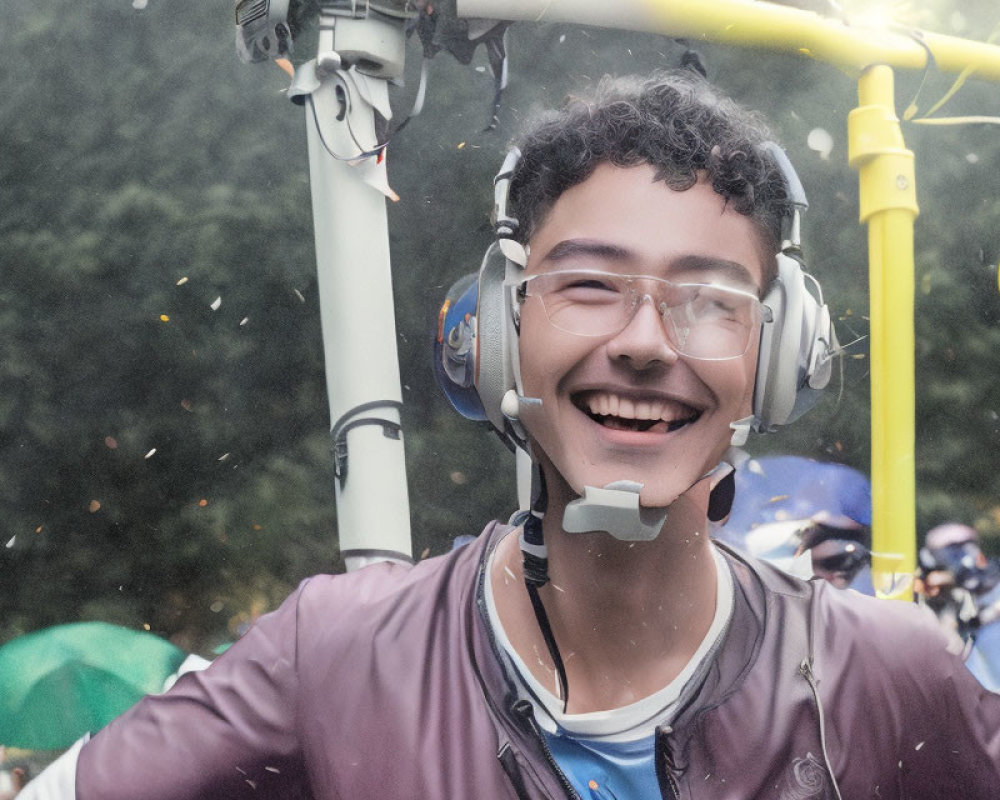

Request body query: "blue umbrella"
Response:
[716, 456, 873, 592]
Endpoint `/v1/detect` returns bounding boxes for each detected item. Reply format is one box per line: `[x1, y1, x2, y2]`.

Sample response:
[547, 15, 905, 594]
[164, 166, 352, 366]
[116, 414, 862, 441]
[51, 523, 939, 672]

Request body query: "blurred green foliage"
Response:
[1, 0, 998, 653]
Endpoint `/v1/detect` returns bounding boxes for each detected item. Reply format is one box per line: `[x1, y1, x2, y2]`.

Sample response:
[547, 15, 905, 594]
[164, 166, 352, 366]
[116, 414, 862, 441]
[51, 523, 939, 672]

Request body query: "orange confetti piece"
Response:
[35, 526, 43, 534]
[105, 436, 118, 449]
[588, 780, 599, 790]
[275, 57, 294, 78]
[199, 499, 209, 507]
[89, 500, 101, 513]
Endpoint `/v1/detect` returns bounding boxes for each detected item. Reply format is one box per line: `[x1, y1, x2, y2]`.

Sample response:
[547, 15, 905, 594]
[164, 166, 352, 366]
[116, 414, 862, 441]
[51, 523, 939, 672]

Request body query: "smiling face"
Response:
[516, 163, 769, 510]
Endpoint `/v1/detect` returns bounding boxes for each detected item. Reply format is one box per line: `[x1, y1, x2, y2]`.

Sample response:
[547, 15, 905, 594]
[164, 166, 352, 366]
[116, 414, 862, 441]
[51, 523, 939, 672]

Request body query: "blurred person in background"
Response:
[918, 523, 1000, 691]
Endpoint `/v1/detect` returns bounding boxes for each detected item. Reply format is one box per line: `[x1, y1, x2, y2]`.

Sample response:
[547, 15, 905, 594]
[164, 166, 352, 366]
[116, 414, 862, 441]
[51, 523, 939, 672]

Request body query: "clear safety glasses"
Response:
[513, 269, 768, 361]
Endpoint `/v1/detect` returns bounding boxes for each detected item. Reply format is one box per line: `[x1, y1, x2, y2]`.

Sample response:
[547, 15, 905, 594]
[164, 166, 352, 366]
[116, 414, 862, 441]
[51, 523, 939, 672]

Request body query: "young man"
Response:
[21, 72, 1000, 799]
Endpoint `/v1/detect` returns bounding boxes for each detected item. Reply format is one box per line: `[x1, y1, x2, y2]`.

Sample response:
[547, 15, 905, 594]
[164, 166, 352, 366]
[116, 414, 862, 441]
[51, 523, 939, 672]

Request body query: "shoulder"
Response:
[812, 580, 959, 662]
[295, 521, 500, 612]
[284, 521, 505, 659]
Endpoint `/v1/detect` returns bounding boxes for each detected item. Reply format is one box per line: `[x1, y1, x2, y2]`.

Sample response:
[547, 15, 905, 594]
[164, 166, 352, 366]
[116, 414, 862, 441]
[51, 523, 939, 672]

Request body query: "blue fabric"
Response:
[543, 730, 658, 799]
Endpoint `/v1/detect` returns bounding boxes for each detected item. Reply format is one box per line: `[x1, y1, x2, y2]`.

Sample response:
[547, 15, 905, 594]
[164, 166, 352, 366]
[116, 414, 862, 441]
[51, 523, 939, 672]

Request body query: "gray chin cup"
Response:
[561, 481, 669, 542]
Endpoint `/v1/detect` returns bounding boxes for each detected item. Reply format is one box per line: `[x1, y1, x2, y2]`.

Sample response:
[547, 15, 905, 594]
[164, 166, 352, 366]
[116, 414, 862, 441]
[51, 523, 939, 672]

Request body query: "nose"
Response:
[605, 294, 680, 370]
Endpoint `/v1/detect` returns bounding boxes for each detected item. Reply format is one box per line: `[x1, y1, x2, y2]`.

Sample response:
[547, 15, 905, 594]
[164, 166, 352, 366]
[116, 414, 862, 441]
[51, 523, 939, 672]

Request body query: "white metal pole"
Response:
[293, 19, 413, 570]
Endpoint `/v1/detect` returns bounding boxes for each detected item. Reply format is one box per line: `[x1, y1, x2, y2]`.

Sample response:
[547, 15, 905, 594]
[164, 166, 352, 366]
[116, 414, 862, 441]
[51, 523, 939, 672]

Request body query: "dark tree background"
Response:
[2, 0, 999, 654]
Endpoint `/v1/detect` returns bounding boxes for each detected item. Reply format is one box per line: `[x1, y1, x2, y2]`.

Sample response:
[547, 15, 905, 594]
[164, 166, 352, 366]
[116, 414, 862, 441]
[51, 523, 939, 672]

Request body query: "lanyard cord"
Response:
[517, 467, 571, 711]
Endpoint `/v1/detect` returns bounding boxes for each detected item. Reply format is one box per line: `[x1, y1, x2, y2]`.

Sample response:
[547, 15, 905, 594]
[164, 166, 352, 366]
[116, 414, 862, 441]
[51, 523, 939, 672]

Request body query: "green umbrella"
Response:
[0, 622, 187, 750]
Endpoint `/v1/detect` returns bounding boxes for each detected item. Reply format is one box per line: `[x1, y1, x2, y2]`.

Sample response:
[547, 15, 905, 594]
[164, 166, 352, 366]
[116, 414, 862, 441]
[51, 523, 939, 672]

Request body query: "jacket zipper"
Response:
[654, 727, 680, 800]
[511, 700, 581, 800]
[798, 659, 844, 800]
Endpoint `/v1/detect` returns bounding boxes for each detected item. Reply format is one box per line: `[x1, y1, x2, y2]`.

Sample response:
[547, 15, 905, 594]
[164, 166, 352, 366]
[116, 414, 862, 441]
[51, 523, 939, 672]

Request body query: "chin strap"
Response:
[563, 481, 669, 541]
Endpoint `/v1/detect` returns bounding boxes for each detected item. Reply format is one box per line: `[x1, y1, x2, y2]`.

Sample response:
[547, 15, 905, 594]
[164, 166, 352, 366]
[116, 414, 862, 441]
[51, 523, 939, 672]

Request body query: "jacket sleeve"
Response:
[73, 580, 315, 800]
[818, 586, 1000, 797]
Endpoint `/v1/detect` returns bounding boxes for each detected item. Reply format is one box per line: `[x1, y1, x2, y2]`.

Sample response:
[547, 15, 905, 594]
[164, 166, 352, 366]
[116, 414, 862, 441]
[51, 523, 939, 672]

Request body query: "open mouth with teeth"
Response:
[573, 391, 702, 434]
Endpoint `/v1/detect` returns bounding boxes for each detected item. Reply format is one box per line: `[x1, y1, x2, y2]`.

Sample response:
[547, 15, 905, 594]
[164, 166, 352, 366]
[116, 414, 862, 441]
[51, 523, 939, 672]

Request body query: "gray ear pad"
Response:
[474, 243, 518, 433]
[753, 253, 837, 431]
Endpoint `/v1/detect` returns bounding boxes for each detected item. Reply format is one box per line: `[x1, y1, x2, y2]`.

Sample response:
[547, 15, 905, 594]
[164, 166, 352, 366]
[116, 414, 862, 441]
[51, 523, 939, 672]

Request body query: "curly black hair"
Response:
[508, 71, 792, 282]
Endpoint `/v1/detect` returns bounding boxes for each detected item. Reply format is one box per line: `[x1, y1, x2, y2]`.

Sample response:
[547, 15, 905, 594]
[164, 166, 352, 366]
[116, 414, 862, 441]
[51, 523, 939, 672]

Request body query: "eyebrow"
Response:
[543, 238, 633, 264]
[671, 255, 760, 292]
[541, 239, 760, 292]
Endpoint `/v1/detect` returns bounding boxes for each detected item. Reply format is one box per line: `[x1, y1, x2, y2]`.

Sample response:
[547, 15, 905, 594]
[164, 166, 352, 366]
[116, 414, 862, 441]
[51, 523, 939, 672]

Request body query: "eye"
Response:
[549, 273, 623, 303]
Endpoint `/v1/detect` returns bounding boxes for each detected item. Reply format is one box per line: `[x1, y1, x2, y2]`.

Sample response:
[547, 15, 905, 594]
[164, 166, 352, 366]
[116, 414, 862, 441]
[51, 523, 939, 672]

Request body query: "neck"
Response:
[490, 480, 720, 713]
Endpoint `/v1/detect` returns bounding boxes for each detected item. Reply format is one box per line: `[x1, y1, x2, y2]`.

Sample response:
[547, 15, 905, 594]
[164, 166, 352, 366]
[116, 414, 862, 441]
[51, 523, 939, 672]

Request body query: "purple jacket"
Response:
[76, 522, 1000, 799]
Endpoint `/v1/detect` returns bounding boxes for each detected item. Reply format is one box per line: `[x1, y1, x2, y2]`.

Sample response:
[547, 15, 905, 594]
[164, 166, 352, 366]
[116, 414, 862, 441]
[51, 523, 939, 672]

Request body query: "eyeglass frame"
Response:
[508, 268, 774, 362]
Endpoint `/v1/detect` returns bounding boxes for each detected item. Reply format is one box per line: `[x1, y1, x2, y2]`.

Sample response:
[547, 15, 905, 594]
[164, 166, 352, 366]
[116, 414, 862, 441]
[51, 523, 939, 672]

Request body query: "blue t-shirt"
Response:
[543, 729, 658, 799]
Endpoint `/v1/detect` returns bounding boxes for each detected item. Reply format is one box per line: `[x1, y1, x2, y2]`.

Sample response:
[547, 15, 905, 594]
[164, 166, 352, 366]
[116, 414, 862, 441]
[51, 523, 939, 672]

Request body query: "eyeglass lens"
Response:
[523, 270, 761, 360]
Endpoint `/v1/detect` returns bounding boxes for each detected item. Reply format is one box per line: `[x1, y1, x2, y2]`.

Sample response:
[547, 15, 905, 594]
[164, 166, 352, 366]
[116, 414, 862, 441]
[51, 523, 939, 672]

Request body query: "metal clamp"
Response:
[331, 400, 404, 487]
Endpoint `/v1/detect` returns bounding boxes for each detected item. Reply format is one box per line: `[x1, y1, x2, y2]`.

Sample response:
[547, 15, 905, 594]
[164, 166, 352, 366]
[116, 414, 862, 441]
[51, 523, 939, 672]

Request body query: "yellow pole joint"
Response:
[848, 67, 918, 221]
[847, 65, 918, 602]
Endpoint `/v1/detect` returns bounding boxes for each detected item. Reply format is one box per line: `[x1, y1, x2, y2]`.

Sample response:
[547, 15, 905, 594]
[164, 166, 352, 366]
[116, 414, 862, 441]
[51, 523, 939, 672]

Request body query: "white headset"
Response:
[452, 144, 837, 449]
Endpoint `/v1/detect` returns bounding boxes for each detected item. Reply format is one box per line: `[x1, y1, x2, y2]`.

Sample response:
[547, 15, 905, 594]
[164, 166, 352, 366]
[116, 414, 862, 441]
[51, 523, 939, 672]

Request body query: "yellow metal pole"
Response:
[848, 66, 918, 601]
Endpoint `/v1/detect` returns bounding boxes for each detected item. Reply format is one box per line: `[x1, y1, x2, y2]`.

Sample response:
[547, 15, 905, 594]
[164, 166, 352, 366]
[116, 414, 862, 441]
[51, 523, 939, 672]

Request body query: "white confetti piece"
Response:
[210, 296, 222, 311]
[145, 448, 157, 459]
[807, 127, 834, 160]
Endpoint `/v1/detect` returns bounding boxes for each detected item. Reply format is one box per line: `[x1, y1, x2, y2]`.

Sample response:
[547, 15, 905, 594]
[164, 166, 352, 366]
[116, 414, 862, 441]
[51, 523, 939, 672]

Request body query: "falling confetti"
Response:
[35, 526, 42, 534]
[210, 297, 222, 311]
[180, 399, 193, 412]
[176, 276, 189, 286]
[240, 317, 249, 326]
[132, 0, 148, 8]
[199, 499, 209, 507]
[5, 536, 15, 549]
[218, 453, 230, 462]
[160, 314, 170, 322]
[105, 436, 118, 449]
[143, 623, 150, 631]
[89, 500, 101, 513]
[294, 289, 306, 303]
[145, 448, 157, 459]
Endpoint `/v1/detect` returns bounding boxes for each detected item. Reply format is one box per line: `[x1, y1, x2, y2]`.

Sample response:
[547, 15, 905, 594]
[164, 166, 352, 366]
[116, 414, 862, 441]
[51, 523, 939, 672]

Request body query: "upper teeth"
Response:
[583, 392, 693, 423]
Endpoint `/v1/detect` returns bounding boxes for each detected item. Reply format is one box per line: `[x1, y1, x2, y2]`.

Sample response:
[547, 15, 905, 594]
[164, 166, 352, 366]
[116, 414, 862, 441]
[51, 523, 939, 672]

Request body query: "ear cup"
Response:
[473, 243, 519, 433]
[753, 254, 836, 431]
